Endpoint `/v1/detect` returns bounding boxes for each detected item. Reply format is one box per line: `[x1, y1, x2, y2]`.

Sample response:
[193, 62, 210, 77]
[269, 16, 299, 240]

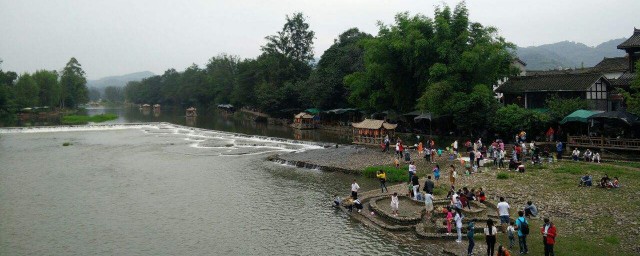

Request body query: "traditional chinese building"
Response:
[351, 119, 397, 146]
[292, 112, 316, 129]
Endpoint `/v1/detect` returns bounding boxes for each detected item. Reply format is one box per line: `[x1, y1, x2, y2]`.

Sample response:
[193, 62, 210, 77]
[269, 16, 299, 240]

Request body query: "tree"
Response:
[88, 87, 101, 102]
[303, 28, 371, 109]
[60, 57, 88, 108]
[545, 95, 590, 124]
[621, 60, 640, 115]
[206, 54, 240, 104]
[32, 70, 61, 108]
[261, 12, 315, 63]
[14, 73, 39, 108]
[491, 104, 549, 138]
[104, 86, 124, 103]
[0, 60, 18, 114]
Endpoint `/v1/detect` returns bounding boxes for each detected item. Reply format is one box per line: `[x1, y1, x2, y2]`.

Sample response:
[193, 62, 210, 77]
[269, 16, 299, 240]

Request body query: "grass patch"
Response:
[62, 114, 118, 125]
[604, 235, 620, 245]
[496, 172, 510, 179]
[363, 165, 407, 182]
[62, 142, 71, 146]
[608, 161, 640, 169]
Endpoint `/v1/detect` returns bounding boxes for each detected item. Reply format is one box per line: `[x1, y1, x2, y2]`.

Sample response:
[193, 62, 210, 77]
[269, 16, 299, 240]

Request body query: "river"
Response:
[0, 122, 442, 255]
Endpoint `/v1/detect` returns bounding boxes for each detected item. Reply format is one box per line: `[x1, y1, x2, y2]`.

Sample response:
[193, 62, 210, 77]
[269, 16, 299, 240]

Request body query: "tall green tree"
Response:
[491, 104, 550, 137]
[303, 28, 371, 109]
[14, 73, 40, 108]
[0, 60, 18, 114]
[32, 70, 61, 107]
[206, 54, 239, 104]
[60, 57, 88, 108]
[104, 86, 124, 103]
[621, 60, 640, 115]
[261, 12, 315, 63]
[545, 95, 590, 124]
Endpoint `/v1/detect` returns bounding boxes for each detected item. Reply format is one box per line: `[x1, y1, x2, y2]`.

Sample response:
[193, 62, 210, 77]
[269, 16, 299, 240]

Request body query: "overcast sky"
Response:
[1, 0, 639, 80]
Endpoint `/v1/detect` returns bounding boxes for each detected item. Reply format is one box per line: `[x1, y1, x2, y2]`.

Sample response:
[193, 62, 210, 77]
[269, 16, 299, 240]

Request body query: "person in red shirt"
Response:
[546, 127, 555, 142]
[541, 217, 557, 256]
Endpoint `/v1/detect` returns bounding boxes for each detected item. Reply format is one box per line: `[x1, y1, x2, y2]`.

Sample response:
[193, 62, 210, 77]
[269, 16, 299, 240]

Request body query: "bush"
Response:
[363, 165, 407, 182]
[497, 172, 509, 179]
[63, 142, 71, 146]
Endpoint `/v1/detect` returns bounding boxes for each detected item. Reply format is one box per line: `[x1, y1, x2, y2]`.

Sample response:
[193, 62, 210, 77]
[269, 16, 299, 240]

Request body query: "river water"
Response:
[0, 123, 441, 255]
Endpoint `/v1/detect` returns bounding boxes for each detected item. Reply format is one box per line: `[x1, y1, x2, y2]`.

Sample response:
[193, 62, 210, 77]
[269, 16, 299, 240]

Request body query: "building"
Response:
[493, 58, 527, 101]
[496, 73, 611, 111]
[351, 119, 397, 146]
[498, 28, 639, 112]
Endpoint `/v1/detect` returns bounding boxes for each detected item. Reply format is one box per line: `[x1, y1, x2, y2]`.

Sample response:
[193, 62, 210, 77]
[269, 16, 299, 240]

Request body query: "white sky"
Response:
[1, 0, 639, 79]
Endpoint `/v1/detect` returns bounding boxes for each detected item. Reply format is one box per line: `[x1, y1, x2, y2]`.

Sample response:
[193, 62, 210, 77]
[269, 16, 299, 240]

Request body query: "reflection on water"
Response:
[87, 107, 352, 145]
[0, 124, 440, 255]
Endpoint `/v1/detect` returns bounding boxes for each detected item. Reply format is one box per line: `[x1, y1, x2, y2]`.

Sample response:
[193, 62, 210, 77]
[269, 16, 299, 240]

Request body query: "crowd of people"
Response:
[335, 130, 629, 256]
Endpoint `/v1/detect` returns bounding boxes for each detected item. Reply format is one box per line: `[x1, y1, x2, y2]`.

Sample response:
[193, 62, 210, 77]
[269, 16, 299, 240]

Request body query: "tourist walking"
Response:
[497, 197, 510, 232]
[498, 149, 505, 169]
[408, 161, 417, 183]
[425, 145, 432, 162]
[455, 209, 464, 243]
[395, 139, 401, 158]
[515, 211, 529, 255]
[449, 165, 457, 186]
[546, 127, 554, 142]
[383, 135, 390, 153]
[377, 170, 388, 193]
[423, 176, 435, 194]
[390, 192, 399, 216]
[424, 192, 434, 222]
[446, 208, 453, 234]
[351, 179, 360, 199]
[433, 165, 441, 183]
[467, 219, 475, 256]
[485, 219, 498, 256]
[556, 141, 563, 160]
[541, 217, 557, 256]
[411, 174, 420, 200]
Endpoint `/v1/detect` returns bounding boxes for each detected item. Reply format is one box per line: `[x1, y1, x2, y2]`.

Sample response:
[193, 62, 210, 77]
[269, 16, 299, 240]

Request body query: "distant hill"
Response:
[87, 71, 155, 89]
[516, 38, 627, 70]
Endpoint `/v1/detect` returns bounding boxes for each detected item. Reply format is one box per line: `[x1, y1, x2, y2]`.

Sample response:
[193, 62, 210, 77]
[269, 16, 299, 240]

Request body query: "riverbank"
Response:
[273, 146, 640, 255]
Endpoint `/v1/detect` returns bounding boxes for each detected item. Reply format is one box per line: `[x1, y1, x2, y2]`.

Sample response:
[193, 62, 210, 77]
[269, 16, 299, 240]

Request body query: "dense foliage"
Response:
[0, 58, 86, 112]
[620, 60, 640, 116]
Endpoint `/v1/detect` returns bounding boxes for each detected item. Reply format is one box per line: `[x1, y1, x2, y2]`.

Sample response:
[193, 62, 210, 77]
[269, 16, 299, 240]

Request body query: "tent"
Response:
[588, 111, 640, 126]
[304, 108, 321, 115]
[560, 110, 603, 124]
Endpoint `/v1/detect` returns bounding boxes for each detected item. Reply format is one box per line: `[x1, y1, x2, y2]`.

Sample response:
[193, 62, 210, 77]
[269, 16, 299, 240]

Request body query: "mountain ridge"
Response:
[87, 71, 155, 89]
[516, 38, 627, 70]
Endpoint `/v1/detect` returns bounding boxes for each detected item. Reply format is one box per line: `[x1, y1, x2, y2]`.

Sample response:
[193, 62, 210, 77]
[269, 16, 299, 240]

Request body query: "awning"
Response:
[352, 119, 398, 130]
[560, 109, 603, 124]
[305, 108, 321, 114]
[588, 111, 640, 126]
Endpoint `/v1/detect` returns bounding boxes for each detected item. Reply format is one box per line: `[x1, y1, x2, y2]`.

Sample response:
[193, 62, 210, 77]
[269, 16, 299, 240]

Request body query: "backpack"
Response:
[519, 218, 530, 235]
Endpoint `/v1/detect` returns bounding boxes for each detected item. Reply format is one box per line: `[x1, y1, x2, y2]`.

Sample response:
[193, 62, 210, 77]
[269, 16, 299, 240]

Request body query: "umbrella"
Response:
[588, 111, 640, 126]
[305, 108, 321, 114]
[560, 110, 603, 124]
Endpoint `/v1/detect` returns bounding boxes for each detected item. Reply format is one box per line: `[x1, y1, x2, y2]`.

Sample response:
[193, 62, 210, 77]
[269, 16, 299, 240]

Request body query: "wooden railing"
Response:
[352, 135, 384, 146]
[567, 135, 640, 151]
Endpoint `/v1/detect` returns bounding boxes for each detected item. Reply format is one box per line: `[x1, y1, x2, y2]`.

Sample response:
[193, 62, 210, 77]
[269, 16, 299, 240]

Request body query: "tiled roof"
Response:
[526, 68, 594, 76]
[495, 73, 606, 94]
[352, 119, 397, 130]
[593, 57, 629, 72]
[610, 72, 637, 87]
[617, 28, 640, 49]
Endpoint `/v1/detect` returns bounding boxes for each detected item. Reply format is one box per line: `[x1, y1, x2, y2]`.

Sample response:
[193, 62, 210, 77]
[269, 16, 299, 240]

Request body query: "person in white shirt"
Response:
[572, 148, 580, 161]
[593, 152, 601, 163]
[454, 210, 464, 243]
[424, 192, 434, 221]
[497, 197, 510, 232]
[390, 192, 399, 216]
[351, 179, 360, 199]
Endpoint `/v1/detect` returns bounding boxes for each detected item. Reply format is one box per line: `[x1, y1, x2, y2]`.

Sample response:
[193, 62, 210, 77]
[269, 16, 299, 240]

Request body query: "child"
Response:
[353, 198, 363, 213]
[390, 192, 399, 216]
[446, 207, 453, 234]
[506, 221, 516, 249]
[433, 165, 441, 183]
[394, 158, 400, 169]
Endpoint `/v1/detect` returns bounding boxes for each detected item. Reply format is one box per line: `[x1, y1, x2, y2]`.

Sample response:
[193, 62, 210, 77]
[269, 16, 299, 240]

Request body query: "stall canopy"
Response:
[560, 109, 603, 124]
[352, 119, 398, 130]
[588, 111, 640, 126]
[305, 108, 321, 115]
